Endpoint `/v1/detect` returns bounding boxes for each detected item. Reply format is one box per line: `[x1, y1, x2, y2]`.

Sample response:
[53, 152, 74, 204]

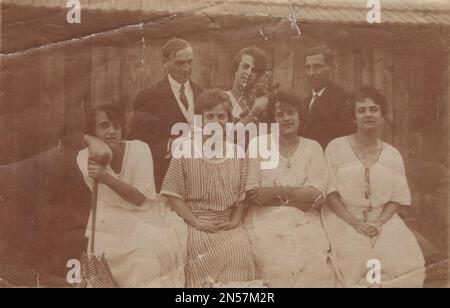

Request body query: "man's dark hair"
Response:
[232, 46, 269, 78]
[305, 45, 335, 67]
[196, 89, 233, 122]
[162, 38, 191, 60]
[86, 104, 126, 136]
[349, 85, 388, 117]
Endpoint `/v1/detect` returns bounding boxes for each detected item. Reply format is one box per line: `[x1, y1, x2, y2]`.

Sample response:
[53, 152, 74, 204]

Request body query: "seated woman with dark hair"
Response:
[322, 86, 425, 287]
[77, 104, 187, 288]
[244, 90, 335, 288]
[161, 89, 258, 288]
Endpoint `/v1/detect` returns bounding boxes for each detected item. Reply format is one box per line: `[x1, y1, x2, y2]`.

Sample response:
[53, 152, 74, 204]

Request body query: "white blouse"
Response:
[325, 137, 411, 210]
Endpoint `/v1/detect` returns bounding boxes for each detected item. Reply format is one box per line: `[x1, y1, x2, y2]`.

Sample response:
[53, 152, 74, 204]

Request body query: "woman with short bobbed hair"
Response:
[161, 89, 256, 288]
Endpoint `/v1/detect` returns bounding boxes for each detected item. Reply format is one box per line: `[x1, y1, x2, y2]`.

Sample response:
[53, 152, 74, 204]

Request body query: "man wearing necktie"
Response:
[301, 45, 353, 150]
[129, 38, 203, 192]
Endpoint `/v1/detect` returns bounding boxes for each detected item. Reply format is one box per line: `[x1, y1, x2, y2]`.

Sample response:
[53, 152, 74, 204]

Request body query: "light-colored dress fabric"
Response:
[77, 140, 187, 288]
[245, 135, 335, 288]
[322, 136, 425, 288]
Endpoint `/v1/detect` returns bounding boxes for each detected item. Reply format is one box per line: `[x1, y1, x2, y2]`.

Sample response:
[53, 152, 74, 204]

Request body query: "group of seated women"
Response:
[76, 85, 425, 288]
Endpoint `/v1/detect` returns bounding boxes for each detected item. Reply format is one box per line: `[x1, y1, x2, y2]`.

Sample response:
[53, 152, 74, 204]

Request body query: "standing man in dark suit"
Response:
[301, 45, 353, 149]
[129, 38, 203, 192]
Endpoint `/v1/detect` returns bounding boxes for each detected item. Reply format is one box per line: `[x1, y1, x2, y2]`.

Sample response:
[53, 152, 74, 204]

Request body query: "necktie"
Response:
[179, 84, 189, 111]
[306, 93, 320, 129]
[309, 93, 319, 111]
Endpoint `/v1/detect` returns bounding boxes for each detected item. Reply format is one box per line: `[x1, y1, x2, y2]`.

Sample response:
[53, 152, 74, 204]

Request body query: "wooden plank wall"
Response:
[0, 24, 449, 264]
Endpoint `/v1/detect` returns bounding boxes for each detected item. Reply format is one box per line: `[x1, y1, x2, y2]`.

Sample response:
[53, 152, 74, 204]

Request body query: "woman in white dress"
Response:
[77, 104, 186, 288]
[245, 90, 335, 288]
[322, 86, 425, 288]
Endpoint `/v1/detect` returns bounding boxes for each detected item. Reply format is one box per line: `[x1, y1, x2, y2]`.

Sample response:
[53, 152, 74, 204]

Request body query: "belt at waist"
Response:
[192, 209, 232, 221]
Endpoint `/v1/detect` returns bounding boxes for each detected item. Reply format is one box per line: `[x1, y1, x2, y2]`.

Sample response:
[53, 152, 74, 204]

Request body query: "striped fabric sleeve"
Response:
[160, 157, 187, 201]
[238, 158, 249, 204]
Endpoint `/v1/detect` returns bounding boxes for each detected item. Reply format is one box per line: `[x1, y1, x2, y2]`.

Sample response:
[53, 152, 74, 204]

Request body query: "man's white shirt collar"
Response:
[168, 74, 190, 92]
[309, 87, 327, 109]
[168, 74, 194, 123]
[312, 87, 327, 98]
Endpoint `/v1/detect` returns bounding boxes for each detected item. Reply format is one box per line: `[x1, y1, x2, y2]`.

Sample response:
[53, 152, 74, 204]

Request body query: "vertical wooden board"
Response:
[141, 36, 165, 89]
[407, 53, 426, 162]
[10, 50, 40, 250]
[119, 40, 142, 132]
[65, 40, 91, 132]
[361, 47, 374, 86]
[10, 109, 41, 249]
[106, 46, 121, 106]
[392, 51, 410, 162]
[354, 47, 374, 88]
[373, 48, 394, 144]
[334, 45, 355, 94]
[39, 47, 66, 151]
[272, 38, 295, 91]
[422, 51, 448, 163]
[292, 37, 311, 99]
[190, 36, 211, 88]
[90, 44, 110, 107]
[208, 37, 232, 89]
[353, 47, 364, 89]
[0, 55, 15, 242]
[12, 50, 41, 162]
[90, 38, 123, 108]
[37, 46, 66, 260]
[422, 52, 438, 156]
[0, 55, 16, 165]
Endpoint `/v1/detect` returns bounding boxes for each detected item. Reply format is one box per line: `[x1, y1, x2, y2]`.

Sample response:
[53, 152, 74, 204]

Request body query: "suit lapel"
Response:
[160, 76, 186, 123]
[304, 88, 329, 131]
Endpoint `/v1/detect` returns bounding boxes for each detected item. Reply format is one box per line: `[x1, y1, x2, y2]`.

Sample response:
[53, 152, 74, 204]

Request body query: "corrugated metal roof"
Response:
[4, 0, 450, 25]
[198, 0, 450, 26]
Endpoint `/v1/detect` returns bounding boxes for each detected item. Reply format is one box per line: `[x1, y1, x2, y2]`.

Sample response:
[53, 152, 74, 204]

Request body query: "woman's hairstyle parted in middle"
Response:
[349, 85, 388, 118]
[196, 89, 233, 122]
[266, 90, 302, 123]
[86, 104, 127, 137]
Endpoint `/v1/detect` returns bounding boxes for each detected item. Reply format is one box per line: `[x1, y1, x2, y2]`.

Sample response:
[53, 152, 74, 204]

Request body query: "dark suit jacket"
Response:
[128, 76, 203, 192]
[301, 83, 354, 150]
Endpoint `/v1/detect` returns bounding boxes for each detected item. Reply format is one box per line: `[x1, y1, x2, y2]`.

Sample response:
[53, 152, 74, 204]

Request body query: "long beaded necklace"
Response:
[348, 136, 384, 202]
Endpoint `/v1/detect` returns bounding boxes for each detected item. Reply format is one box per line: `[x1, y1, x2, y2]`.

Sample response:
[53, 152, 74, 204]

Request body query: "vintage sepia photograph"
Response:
[0, 0, 449, 290]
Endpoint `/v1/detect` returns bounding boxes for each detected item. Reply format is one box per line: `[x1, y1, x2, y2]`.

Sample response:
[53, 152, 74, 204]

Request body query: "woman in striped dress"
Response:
[161, 89, 256, 288]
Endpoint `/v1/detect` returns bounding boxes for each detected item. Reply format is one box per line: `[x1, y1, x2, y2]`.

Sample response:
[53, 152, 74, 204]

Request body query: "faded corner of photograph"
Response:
[0, 0, 449, 291]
